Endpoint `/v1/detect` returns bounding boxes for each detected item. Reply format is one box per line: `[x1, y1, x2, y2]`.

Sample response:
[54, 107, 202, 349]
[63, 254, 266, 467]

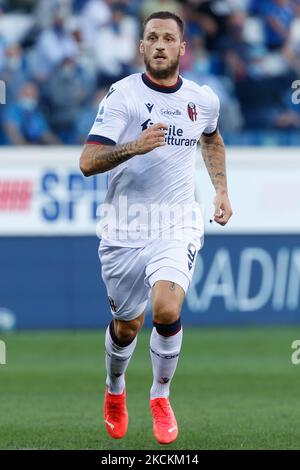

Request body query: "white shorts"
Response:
[99, 235, 203, 321]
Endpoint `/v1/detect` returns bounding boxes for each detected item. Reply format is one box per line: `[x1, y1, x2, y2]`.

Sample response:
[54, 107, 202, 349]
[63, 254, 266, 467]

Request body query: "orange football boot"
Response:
[150, 397, 178, 444]
[104, 387, 128, 439]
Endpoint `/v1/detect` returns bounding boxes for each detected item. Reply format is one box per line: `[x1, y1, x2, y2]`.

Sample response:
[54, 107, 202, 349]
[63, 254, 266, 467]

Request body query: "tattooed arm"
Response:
[200, 129, 233, 225]
[80, 141, 138, 176]
[80, 123, 167, 176]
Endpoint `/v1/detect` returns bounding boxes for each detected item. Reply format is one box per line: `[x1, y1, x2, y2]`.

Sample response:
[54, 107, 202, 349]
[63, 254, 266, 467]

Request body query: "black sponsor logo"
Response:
[145, 103, 154, 113]
[141, 118, 153, 130]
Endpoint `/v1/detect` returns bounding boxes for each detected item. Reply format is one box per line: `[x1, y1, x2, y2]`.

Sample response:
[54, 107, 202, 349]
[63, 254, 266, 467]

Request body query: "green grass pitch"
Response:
[1, 327, 300, 450]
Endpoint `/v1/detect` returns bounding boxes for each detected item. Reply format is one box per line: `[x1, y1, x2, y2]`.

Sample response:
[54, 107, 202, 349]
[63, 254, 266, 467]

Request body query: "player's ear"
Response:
[139, 40, 144, 54]
[180, 41, 186, 57]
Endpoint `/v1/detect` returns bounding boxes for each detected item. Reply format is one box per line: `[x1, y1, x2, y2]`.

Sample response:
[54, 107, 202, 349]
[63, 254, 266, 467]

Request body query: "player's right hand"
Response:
[134, 123, 168, 155]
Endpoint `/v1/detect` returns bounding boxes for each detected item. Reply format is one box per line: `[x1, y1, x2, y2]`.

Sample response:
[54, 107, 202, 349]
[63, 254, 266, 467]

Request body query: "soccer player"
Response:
[80, 11, 232, 445]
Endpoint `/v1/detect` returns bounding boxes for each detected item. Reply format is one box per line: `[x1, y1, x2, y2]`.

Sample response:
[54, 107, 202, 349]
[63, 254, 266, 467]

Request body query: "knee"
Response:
[152, 301, 180, 324]
[114, 314, 144, 343]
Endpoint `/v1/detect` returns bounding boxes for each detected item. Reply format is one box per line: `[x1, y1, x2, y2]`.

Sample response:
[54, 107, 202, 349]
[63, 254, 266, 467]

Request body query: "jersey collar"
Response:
[142, 72, 183, 93]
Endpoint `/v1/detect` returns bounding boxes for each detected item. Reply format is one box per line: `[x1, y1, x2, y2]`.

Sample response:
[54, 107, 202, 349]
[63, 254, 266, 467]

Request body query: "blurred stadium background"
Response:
[0, 0, 300, 450]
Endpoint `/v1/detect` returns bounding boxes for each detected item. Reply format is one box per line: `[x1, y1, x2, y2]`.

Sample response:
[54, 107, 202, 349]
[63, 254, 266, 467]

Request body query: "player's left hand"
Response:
[213, 190, 233, 226]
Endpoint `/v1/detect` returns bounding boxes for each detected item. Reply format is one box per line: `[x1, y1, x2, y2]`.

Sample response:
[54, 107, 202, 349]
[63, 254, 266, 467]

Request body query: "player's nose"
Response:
[154, 46, 166, 57]
[155, 43, 165, 52]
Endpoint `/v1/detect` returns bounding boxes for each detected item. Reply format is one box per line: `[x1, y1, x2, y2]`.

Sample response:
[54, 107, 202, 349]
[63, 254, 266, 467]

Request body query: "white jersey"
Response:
[87, 72, 220, 247]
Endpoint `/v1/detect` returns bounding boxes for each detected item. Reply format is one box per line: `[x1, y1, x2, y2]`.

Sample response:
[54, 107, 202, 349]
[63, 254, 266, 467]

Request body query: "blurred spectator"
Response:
[0, 0, 299, 145]
[0, 44, 29, 101]
[140, 0, 182, 20]
[283, 0, 300, 74]
[72, 0, 88, 13]
[263, 0, 294, 50]
[222, 11, 250, 81]
[35, 13, 78, 78]
[182, 0, 232, 51]
[74, 87, 109, 144]
[81, 0, 112, 47]
[93, 3, 138, 87]
[40, 56, 88, 143]
[236, 70, 297, 129]
[0, 33, 5, 71]
[5, 0, 36, 12]
[2, 82, 61, 145]
[34, 0, 72, 29]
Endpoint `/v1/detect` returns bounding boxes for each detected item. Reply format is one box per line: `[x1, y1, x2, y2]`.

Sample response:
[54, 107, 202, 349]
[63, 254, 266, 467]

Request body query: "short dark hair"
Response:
[143, 11, 185, 39]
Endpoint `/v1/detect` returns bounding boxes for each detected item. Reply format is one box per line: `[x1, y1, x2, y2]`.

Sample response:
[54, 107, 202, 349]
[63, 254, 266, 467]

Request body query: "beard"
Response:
[144, 52, 180, 80]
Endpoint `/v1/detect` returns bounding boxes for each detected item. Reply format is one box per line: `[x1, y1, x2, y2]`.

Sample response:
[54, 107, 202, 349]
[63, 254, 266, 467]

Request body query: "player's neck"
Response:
[144, 71, 180, 88]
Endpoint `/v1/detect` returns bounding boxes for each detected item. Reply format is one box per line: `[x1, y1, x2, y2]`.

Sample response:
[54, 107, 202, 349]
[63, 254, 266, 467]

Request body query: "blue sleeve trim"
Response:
[202, 127, 218, 137]
[86, 134, 116, 145]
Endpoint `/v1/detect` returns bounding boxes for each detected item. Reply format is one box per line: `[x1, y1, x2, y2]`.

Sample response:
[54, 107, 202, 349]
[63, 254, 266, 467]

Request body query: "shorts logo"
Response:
[187, 243, 197, 271]
[187, 102, 198, 121]
[108, 296, 118, 313]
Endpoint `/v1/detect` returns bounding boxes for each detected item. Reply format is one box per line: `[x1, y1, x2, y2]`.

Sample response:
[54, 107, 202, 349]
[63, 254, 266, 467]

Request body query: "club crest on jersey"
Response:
[187, 102, 198, 121]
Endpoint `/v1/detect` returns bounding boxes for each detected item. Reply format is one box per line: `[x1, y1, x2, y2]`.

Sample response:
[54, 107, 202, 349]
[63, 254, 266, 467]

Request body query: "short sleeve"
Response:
[86, 84, 129, 145]
[203, 90, 220, 136]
